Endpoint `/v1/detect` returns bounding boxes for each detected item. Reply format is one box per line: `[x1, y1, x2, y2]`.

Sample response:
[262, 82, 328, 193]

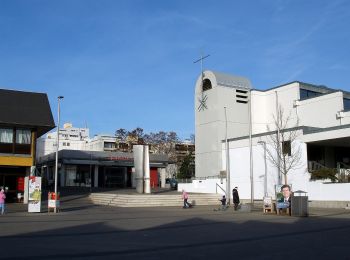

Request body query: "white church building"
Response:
[179, 70, 350, 206]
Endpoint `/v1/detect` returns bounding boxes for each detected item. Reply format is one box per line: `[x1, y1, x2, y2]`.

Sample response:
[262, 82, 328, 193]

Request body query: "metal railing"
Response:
[177, 175, 223, 183]
[176, 178, 192, 183]
[309, 161, 350, 183]
[337, 162, 350, 183]
[308, 161, 326, 172]
[216, 183, 226, 194]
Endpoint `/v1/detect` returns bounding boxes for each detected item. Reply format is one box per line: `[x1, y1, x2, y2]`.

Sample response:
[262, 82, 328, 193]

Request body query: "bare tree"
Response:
[117, 128, 180, 159]
[115, 128, 127, 142]
[145, 131, 179, 160]
[265, 106, 303, 185]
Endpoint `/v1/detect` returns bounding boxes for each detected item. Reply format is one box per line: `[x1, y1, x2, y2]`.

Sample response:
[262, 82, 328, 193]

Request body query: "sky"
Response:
[1, 0, 350, 139]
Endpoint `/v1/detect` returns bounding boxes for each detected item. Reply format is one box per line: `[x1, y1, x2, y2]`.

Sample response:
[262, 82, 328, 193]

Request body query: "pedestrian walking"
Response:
[219, 195, 227, 210]
[214, 195, 227, 211]
[232, 187, 240, 211]
[0, 188, 6, 215]
[182, 189, 192, 208]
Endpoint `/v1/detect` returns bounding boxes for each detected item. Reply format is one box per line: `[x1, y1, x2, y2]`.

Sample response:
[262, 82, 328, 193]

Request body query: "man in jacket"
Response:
[232, 187, 240, 211]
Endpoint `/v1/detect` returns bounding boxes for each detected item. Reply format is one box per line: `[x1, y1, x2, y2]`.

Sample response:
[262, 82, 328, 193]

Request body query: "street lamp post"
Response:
[258, 141, 268, 197]
[248, 90, 254, 206]
[224, 107, 230, 205]
[54, 96, 64, 213]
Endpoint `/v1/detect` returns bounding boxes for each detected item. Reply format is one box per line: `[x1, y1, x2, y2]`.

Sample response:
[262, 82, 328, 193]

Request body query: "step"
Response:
[90, 192, 223, 207]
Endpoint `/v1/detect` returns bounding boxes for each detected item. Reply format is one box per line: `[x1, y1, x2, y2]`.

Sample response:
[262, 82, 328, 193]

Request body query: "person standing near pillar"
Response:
[232, 187, 240, 211]
[0, 188, 6, 215]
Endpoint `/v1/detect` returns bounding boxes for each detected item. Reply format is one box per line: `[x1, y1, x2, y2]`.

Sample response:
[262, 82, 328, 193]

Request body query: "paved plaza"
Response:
[0, 194, 349, 260]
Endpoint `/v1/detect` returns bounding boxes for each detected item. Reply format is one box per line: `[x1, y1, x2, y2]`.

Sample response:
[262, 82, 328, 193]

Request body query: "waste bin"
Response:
[291, 190, 308, 217]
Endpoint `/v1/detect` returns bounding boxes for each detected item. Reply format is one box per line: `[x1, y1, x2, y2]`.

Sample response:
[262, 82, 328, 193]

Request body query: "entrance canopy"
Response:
[302, 124, 350, 144]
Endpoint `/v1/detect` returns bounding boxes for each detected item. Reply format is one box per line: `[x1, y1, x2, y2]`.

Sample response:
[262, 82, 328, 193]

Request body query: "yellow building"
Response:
[0, 89, 54, 202]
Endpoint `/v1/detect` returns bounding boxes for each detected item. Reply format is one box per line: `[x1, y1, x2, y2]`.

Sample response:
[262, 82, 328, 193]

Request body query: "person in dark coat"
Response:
[232, 187, 240, 211]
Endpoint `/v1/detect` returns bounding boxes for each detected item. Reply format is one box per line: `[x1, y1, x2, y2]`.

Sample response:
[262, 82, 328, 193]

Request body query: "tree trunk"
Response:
[284, 174, 288, 185]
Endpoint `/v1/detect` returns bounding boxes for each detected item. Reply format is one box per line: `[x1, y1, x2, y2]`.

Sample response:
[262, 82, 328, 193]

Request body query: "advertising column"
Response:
[28, 176, 42, 213]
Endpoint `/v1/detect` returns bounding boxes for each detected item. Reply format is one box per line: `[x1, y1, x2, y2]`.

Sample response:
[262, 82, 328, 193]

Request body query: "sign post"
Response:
[48, 192, 60, 213]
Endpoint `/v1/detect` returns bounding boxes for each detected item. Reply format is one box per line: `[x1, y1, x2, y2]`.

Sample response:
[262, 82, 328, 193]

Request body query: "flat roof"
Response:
[37, 149, 169, 167]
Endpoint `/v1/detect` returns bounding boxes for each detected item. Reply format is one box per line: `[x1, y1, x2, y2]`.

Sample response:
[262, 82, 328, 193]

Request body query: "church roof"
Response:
[211, 71, 252, 89]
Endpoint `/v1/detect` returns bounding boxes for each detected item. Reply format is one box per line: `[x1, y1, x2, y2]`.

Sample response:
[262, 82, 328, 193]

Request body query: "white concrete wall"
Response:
[36, 137, 88, 159]
[251, 82, 300, 135]
[301, 126, 350, 143]
[298, 91, 344, 128]
[338, 110, 350, 125]
[227, 137, 350, 202]
[178, 179, 226, 195]
[183, 136, 350, 202]
[195, 71, 250, 178]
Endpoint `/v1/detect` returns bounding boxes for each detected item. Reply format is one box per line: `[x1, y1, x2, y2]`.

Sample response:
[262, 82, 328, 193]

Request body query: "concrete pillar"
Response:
[160, 168, 166, 188]
[143, 145, 150, 194]
[131, 167, 136, 188]
[133, 145, 144, 193]
[24, 176, 29, 204]
[94, 166, 99, 188]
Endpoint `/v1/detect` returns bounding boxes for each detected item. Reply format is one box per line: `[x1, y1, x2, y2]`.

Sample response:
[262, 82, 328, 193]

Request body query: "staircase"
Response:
[90, 192, 222, 207]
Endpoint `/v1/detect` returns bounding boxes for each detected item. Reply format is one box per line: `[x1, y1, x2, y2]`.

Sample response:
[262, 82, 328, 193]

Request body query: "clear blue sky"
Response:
[1, 0, 350, 139]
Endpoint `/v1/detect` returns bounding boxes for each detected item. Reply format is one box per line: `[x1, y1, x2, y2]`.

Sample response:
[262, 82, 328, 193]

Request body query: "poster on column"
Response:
[28, 176, 42, 213]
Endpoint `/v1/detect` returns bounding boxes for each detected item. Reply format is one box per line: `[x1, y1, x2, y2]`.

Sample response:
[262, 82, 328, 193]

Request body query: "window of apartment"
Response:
[300, 89, 322, 100]
[0, 128, 13, 143]
[0, 128, 14, 153]
[282, 141, 291, 156]
[344, 98, 350, 111]
[67, 142, 70, 146]
[16, 129, 31, 144]
[104, 142, 116, 149]
[14, 129, 31, 154]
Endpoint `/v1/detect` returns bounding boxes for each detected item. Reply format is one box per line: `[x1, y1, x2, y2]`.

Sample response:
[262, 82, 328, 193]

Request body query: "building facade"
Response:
[0, 89, 54, 202]
[186, 71, 350, 203]
[36, 150, 168, 189]
[36, 123, 90, 158]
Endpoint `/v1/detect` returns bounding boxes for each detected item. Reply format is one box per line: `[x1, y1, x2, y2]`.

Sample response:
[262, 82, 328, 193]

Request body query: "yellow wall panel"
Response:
[0, 156, 33, 167]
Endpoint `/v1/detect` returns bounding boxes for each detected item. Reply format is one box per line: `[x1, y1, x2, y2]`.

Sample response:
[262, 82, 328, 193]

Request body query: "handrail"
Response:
[337, 162, 350, 183]
[177, 175, 223, 183]
[216, 183, 226, 194]
[308, 161, 326, 172]
[337, 162, 350, 169]
[177, 178, 192, 183]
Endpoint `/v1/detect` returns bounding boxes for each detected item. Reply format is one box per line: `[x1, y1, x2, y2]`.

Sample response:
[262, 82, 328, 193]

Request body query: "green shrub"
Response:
[310, 168, 337, 182]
